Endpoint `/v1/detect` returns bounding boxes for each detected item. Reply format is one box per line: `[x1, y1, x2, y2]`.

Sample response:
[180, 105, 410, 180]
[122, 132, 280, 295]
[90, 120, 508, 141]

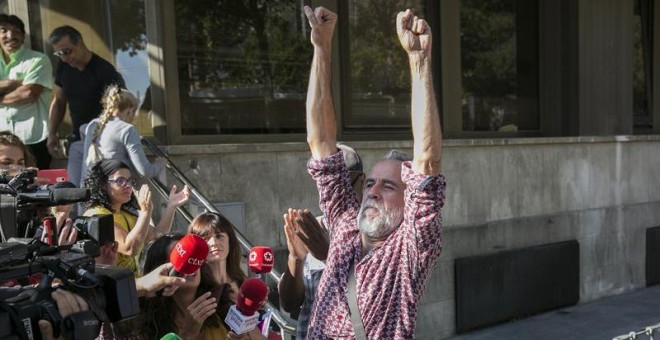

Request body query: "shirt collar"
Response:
[3, 45, 26, 65]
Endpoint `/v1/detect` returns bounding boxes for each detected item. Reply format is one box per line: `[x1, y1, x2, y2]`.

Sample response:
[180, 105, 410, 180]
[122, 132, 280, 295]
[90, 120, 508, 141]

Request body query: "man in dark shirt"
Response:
[47, 25, 124, 189]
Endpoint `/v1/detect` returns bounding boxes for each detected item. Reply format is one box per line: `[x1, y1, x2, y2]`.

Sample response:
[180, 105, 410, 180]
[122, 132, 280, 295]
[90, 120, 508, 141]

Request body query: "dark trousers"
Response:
[28, 139, 52, 169]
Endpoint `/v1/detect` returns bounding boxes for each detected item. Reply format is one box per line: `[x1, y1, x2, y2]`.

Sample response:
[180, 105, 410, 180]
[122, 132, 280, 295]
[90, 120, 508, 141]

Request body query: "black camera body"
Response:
[0, 246, 140, 340]
[0, 169, 90, 241]
[0, 212, 136, 340]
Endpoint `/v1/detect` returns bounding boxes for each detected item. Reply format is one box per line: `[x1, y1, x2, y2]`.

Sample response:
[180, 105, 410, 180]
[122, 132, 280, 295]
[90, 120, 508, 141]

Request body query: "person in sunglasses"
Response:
[0, 14, 53, 170]
[83, 159, 190, 274]
[47, 25, 125, 197]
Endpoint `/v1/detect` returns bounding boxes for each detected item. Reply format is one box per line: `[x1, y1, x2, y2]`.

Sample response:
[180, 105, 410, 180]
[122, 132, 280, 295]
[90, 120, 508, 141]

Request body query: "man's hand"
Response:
[46, 134, 61, 158]
[396, 9, 432, 59]
[136, 263, 185, 297]
[283, 209, 308, 261]
[304, 6, 336, 50]
[56, 216, 77, 246]
[294, 210, 329, 262]
[38, 290, 89, 340]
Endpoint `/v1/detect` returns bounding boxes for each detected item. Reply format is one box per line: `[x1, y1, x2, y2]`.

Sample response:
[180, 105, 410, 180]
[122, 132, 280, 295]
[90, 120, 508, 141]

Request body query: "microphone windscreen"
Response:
[248, 246, 274, 274]
[51, 188, 91, 204]
[169, 234, 209, 275]
[237, 278, 268, 315]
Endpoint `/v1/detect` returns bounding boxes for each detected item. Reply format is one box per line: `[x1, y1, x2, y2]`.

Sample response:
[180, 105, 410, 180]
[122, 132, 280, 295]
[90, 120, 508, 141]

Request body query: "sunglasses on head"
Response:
[107, 176, 136, 188]
[53, 48, 72, 57]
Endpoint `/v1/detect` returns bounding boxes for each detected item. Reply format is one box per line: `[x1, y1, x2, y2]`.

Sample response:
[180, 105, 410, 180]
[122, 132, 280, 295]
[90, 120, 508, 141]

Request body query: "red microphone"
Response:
[225, 278, 268, 334]
[168, 234, 209, 277]
[248, 246, 274, 274]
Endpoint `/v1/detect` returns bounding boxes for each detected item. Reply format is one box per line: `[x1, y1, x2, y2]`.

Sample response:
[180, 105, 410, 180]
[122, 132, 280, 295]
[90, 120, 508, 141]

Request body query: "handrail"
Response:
[141, 137, 296, 334]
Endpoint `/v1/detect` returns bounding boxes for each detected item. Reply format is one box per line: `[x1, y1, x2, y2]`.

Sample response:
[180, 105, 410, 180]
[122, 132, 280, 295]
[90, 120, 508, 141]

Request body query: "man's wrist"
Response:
[288, 253, 305, 263]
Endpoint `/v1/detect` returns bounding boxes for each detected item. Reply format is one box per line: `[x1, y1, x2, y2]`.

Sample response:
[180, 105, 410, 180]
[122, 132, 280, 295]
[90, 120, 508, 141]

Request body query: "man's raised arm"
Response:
[304, 6, 337, 160]
[397, 9, 442, 176]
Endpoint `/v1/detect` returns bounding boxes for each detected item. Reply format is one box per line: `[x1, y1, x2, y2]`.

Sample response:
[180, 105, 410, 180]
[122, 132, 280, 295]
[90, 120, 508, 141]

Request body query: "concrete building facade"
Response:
[5, 0, 660, 337]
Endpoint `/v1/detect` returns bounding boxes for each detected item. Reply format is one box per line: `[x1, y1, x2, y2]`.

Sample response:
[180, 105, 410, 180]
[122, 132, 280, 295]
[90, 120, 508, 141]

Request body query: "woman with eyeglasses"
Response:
[83, 159, 190, 273]
[79, 84, 167, 188]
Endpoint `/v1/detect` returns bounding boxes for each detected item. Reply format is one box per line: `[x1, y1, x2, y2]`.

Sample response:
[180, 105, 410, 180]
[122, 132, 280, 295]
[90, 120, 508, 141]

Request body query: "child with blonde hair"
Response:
[80, 85, 165, 187]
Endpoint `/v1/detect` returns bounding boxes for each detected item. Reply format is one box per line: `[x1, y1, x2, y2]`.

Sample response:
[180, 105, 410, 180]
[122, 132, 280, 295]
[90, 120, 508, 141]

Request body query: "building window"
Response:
[173, 0, 311, 135]
[633, 0, 653, 132]
[343, 0, 426, 130]
[460, 0, 539, 133]
[105, 0, 152, 136]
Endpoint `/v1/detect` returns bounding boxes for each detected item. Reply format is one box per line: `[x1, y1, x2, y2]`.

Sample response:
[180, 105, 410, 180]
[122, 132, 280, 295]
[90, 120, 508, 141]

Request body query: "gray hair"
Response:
[383, 150, 412, 162]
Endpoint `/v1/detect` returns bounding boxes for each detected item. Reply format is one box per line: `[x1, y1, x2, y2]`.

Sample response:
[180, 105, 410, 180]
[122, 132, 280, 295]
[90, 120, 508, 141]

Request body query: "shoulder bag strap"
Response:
[347, 263, 367, 340]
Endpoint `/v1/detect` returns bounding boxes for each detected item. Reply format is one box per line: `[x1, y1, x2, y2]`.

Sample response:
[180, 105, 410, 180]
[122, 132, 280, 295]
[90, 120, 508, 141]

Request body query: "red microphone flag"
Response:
[169, 234, 209, 275]
[248, 246, 274, 274]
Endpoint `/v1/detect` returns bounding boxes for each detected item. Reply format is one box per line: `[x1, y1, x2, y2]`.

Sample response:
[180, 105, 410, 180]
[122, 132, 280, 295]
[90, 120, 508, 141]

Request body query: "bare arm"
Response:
[304, 6, 338, 160]
[152, 185, 190, 235]
[397, 9, 442, 176]
[278, 209, 307, 312]
[48, 86, 67, 157]
[0, 80, 21, 94]
[117, 185, 153, 256]
[0, 83, 43, 105]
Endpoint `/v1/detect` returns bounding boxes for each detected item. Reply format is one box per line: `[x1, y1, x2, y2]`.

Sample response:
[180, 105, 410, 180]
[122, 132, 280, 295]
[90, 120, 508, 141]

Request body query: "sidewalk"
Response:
[453, 285, 660, 340]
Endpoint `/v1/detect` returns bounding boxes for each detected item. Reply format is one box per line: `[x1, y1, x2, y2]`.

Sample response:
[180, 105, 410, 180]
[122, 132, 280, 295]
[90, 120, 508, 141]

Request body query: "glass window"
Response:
[633, 0, 653, 132]
[344, 0, 425, 129]
[460, 0, 539, 132]
[105, 0, 152, 136]
[174, 0, 312, 135]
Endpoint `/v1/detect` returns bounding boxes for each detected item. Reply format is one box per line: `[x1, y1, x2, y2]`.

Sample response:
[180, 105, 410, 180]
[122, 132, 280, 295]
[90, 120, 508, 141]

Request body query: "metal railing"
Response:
[141, 137, 297, 335]
[613, 323, 660, 340]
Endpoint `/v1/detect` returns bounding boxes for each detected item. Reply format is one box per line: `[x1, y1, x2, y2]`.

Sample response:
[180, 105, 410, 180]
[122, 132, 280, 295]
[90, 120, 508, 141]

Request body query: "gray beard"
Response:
[357, 199, 404, 239]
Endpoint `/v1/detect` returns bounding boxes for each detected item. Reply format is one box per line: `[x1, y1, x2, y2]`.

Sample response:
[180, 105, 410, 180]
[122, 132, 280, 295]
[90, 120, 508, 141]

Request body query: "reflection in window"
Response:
[174, 0, 312, 135]
[633, 0, 653, 131]
[460, 0, 539, 132]
[106, 0, 152, 136]
[345, 0, 424, 129]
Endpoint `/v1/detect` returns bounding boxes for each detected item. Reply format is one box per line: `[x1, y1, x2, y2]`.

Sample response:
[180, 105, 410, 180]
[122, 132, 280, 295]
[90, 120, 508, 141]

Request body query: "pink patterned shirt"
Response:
[306, 151, 446, 339]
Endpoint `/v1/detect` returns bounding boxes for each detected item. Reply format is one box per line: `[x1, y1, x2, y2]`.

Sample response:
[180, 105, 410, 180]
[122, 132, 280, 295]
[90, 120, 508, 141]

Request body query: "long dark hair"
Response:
[139, 234, 220, 337]
[84, 159, 138, 215]
[188, 212, 246, 285]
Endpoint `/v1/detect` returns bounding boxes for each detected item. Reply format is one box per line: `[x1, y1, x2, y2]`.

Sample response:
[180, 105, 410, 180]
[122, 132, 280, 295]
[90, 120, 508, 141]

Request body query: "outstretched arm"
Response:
[304, 6, 338, 160]
[397, 9, 442, 176]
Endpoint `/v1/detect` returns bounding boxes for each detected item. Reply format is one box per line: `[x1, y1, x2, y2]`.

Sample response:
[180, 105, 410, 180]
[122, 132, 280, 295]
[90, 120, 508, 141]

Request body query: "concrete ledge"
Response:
[161, 135, 660, 155]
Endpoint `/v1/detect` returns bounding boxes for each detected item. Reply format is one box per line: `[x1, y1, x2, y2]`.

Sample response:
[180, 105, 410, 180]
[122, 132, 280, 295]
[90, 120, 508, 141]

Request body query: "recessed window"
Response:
[173, 1, 312, 135]
[344, 0, 426, 130]
[460, 0, 539, 132]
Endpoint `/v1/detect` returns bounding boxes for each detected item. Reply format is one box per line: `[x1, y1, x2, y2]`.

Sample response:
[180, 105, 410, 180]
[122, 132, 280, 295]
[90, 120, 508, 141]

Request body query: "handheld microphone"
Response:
[224, 278, 268, 334]
[168, 234, 209, 277]
[248, 246, 274, 274]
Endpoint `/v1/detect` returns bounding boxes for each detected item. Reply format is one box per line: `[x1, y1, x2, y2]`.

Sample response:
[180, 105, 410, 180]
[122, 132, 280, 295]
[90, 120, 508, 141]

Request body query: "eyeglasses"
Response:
[53, 48, 72, 57]
[107, 176, 136, 188]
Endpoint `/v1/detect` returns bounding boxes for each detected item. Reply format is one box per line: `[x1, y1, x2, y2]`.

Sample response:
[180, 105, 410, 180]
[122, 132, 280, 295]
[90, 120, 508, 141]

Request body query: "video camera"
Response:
[0, 214, 139, 340]
[0, 169, 90, 242]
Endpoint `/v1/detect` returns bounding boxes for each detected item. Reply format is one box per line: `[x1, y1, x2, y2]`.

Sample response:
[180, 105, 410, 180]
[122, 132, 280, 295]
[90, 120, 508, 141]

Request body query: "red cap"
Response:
[169, 234, 209, 275]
